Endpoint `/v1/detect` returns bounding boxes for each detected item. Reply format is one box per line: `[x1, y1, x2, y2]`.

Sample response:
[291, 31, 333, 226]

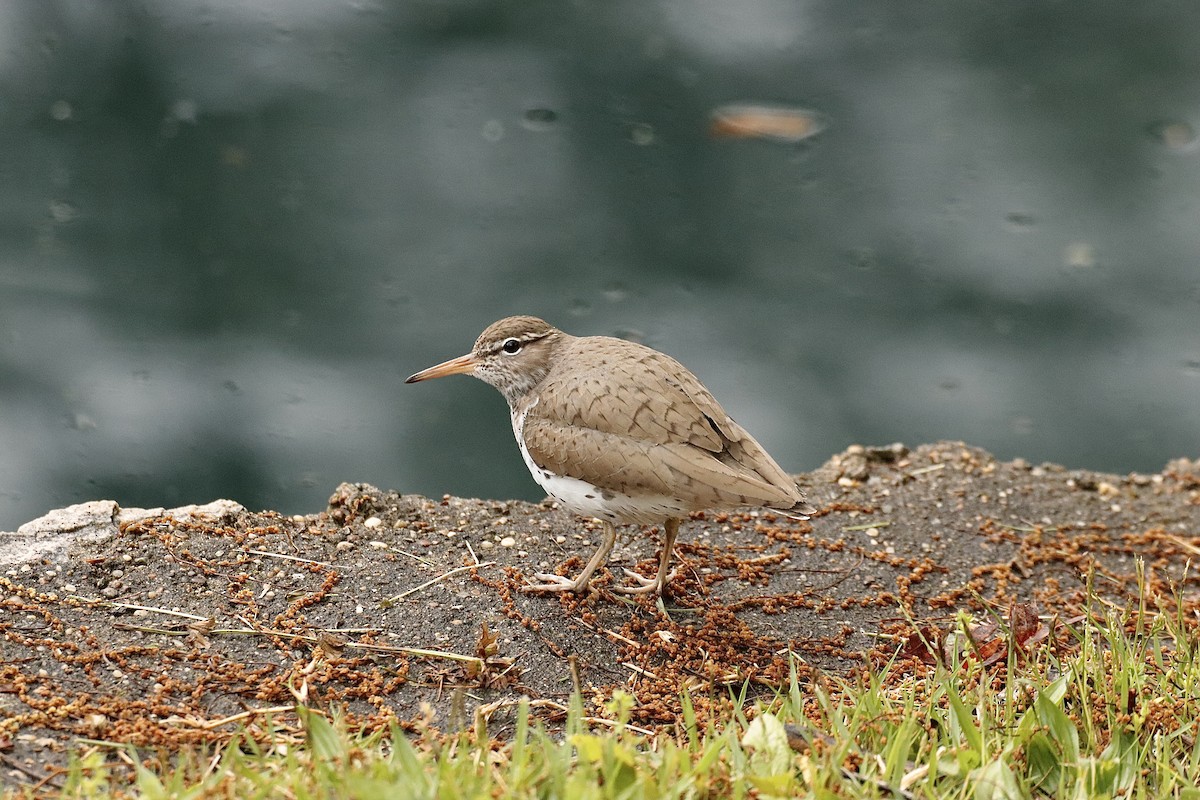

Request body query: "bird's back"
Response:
[520, 334, 809, 513]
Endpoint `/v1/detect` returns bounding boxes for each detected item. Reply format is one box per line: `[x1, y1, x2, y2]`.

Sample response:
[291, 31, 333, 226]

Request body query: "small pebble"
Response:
[364, 516, 382, 529]
[500, 536, 517, 548]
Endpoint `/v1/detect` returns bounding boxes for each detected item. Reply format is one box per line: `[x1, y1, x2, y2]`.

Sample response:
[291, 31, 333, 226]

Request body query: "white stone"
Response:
[1, 498, 246, 567]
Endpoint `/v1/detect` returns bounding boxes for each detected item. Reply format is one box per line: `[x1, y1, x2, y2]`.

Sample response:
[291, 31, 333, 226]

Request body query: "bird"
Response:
[405, 316, 815, 596]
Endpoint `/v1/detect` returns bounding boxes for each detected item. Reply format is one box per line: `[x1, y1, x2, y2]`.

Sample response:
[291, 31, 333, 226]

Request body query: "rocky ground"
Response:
[2, 441, 1198, 792]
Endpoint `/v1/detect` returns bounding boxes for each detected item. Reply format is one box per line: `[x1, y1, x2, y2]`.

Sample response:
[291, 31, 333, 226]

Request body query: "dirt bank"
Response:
[2, 441, 1198, 791]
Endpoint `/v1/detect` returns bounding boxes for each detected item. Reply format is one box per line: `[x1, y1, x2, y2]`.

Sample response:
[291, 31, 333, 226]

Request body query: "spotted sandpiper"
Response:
[406, 316, 815, 596]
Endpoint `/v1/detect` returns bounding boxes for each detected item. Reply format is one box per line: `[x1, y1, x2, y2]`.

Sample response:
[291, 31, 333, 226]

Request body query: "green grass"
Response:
[9, 585, 1200, 799]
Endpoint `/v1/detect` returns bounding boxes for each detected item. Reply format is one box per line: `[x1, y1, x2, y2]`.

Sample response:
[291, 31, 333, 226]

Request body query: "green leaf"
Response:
[747, 773, 798, 797]
[1035, 689, 1079, 763]
[1024, 732, 1061, 792]
[1097, 729, 1138, 794]
[133, 759, 167, 800]
[741, 712, 793, 775]
[301, 707, 343, 761]
[973, 758, 1022, 800]
[947, 681, 983, 753]
[1041, 674, 1069, 704]
[569, 733, 604, 764]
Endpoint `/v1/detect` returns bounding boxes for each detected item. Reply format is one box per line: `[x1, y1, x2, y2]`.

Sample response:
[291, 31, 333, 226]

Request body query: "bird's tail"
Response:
[773, 497, 817, 521]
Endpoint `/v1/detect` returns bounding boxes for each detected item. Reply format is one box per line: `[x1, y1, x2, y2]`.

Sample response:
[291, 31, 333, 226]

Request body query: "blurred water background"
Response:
[1, 1, 1198, 529]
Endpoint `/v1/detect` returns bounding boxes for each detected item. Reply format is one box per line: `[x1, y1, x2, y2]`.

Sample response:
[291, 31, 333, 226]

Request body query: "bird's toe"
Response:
[520, 572, 588, 593]
[612, 567, 677, 596]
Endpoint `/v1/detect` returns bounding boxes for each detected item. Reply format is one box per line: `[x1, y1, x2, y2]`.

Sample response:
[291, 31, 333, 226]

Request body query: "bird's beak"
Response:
[405, 352, 477, 383]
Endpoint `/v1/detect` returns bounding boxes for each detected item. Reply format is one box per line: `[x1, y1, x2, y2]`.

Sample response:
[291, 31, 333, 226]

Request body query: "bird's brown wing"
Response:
[525, 335, 805, 508]
[534, 337, 725, 451]
[522, 415, 798, 509]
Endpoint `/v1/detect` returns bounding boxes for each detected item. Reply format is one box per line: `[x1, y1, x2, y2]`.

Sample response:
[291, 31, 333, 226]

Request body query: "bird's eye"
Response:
[501, 338, 522, 355]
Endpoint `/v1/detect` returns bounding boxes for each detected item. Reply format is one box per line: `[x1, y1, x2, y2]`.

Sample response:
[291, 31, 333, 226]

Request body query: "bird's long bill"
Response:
[405, 352, 477, 383]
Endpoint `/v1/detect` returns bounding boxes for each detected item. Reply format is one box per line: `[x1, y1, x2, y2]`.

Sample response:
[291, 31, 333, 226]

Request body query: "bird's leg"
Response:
[615, 517, 681, 596]
[521, 519, 617, 593]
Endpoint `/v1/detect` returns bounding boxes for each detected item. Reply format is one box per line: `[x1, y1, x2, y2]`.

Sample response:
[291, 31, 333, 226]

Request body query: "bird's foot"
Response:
[520, 572, 590, 593]
[612, 568, 678, 596]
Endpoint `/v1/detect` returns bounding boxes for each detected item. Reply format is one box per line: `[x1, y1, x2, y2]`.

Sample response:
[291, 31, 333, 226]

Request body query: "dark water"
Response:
[1, 1, 1198, 530]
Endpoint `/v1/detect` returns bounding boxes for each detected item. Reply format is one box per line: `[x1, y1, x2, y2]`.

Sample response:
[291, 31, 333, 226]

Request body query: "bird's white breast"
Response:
[510, 403, 690, 525]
